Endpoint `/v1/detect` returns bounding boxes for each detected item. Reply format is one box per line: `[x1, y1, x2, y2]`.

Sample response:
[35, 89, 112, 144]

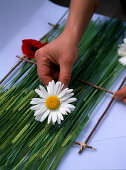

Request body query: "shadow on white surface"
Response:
[0, 0, 67, 79]
[0, 0, 45, 52]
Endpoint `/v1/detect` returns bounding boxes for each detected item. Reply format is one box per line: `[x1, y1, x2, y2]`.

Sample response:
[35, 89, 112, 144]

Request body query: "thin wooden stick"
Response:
[16, 56, 37, 65]
[74, 76, 126, 154]
[12, 56, 126, 153]
[0, 56, 25, 84]
[76, 78, 113, 95]
[0, 28, 45, 84]
[39, 22, 59, 41]
[15, 56, 114, 95]
[48, 22, 59, 29]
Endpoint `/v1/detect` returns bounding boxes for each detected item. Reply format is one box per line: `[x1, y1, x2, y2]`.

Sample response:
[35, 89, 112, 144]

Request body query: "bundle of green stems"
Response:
[0, 13, 125, 169]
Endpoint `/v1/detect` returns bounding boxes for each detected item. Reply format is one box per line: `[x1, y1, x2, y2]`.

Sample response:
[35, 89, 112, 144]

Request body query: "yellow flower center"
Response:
[46, 96, 60, 110]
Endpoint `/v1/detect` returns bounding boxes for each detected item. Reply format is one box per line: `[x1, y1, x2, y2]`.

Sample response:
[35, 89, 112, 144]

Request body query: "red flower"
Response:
[22, 39, 48, 59]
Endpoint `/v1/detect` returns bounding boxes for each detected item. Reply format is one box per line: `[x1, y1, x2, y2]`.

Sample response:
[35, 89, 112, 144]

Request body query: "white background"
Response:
[0, 0, 126, 169]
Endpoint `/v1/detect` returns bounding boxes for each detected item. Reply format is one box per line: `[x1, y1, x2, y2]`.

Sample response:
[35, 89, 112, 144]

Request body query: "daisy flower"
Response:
[30, 80, 77, 125]
[118, 38, 126, 65]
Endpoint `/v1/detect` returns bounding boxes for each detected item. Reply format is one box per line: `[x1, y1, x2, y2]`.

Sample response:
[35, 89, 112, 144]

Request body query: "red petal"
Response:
[21, 39, 48, 59]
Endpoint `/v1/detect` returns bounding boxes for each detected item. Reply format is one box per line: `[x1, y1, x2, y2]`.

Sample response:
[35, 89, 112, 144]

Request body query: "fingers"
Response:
[58, 61, 72, 88]
[37, 62, 53, 85]
[114, 85, 126, 104]
[123, 98, 126, 104]
[114, 86, 126, 100]
[35, 44, 74, 87]
[35, 50, 53, 85]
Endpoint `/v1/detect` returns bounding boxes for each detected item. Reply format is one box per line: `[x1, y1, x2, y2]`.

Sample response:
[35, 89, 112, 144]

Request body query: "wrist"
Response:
[62, 26, 81, 45]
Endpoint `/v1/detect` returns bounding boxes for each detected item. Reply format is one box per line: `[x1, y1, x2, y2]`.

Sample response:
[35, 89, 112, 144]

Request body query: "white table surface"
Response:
[0, 0, 126, 169]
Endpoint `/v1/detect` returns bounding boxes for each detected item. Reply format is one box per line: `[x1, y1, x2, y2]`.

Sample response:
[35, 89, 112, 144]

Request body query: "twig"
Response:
[74, 141, 96, 152]
[74, 76, 126, 154]
[48, 22, 59, 29]
[16, 56, 37, 65]
[5, 55, 125, 154]
[76, 78, 113, 95]
[0, 56, 25, 84]
[39, 22, 59, 42]
[15, 56, 113, 96]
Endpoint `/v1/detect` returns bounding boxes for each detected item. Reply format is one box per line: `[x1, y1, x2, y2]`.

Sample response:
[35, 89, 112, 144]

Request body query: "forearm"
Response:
[63, 0, 100, 44]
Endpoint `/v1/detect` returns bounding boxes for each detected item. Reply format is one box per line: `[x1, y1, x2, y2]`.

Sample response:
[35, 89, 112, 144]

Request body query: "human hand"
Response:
[114, 86, 126, 104]
[35, 31, 78, 87]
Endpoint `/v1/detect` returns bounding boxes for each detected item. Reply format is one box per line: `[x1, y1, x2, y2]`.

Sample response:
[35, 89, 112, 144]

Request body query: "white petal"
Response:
[47, 85, 52, 96]
[67, 89, 73, 93]
[40, 109, 50, 122]
[47, 80, 55, 96]
[34, 105, 47, 116]
[35, 114, 42, 121]
[30, 98, 46, 104]
[51, 111, 57, 124]
[119, 44, 125, 48]
[52, 121, 55, 125]
[57, 111, 64, 120]
[39, 85, 49, 98]
[62, 103, 76, 111]
[119, 57, 126, 65]
[61, 84, 64, 89]
[64, 98, 77, 104]
[47, 112, 52, 124]
[118, 49, 126, 57]
[60, 93, 74, 102]
[30, 104, 42, 110]
[57, 116, 61, 124]
[30, 101, 40, 105]
[34, 109, 43, 116]
[123, 38, 126, 44]
[60, 106, 71, 114]
[58, 107, 67, 115]
[35, 89, 47, 98]
[58, 88, 68, 98]
[65, 107, 71, 113]
[54, 82, 62, 96]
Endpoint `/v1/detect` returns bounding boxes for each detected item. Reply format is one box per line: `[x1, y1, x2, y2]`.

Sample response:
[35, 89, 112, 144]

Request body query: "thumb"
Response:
[114, 86, 126, 100]
[58, 62, 72, 88]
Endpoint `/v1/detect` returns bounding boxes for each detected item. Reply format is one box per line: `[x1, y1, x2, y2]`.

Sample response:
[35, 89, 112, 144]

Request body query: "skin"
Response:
[114, 86, 126, 104]
[35, 0, 126, 103]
